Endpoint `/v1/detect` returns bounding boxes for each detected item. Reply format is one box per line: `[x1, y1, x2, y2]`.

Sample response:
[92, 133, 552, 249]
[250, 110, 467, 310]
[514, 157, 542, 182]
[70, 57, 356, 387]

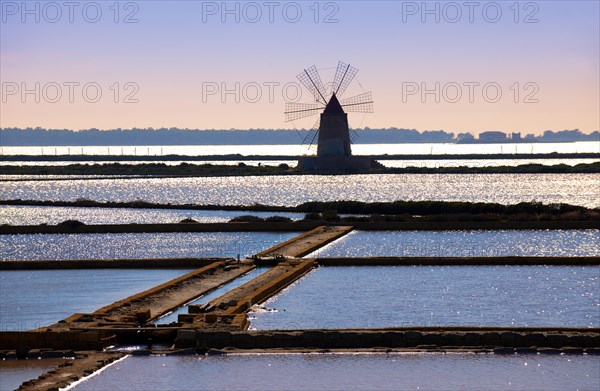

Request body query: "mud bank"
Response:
[175, 327, 600, 351]
[0, 258, 228, 270]
[2, 220, 597, 235]
[256, 226, 353, 258]
[316, 256, 600, 266]
[179, 260, 316, 331]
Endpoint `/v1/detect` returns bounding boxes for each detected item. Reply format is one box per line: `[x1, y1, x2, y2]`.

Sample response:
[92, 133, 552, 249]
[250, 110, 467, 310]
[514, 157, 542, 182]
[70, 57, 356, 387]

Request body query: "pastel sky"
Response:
[1, 0, 598, 135]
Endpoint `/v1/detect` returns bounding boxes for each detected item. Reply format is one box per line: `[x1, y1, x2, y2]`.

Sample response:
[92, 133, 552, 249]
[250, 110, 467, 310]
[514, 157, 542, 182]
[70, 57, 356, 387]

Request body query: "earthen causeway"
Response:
[2, 225, 599, 390]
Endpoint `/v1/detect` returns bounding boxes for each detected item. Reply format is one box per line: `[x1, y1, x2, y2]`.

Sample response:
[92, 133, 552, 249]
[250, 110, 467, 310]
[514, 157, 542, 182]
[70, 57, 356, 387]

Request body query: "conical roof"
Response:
[323, 93, 344, 114]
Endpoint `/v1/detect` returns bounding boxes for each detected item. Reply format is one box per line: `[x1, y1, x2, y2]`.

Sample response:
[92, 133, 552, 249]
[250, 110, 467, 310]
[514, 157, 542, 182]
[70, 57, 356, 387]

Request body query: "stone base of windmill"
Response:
[296, 156, 384, 172]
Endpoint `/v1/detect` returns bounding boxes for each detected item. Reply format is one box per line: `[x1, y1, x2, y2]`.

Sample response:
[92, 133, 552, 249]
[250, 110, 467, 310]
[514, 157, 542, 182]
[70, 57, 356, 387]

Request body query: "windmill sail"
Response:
[297, 65, 327, 104]
[340, 91, 374, 113]
[284, 102, 323, 122]
[349, 126, 360, 143]
[333, 61, 359, 97]
[302, 117, 321, 148]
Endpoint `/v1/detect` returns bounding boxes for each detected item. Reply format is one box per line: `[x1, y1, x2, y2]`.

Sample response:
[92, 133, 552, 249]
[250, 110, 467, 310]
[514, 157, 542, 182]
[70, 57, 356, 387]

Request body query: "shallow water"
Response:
[1, 158, 597, 168]
[381, 158, 599, 168]
[251, 266, 599, 329]
[155, 267, 270, 325]
[2, 173, 598, 207]
[0, 269, 194, 330]
[0, 359, 68, 391]
[0, 205, 304, 226]
[3, 141, 598, 156]
[0, 160, 298, 167]
[0, 232, 300, 261]
[73, 353, 600, 391]
[308, 230, 600, 258]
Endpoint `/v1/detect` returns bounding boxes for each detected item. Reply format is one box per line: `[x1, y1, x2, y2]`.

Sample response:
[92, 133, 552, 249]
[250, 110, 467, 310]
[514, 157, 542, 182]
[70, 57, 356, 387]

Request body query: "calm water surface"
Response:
[2, 174, 598, 207]
[73, 354, 600, 391]
[308, 230, 600, 257]
[0, 269, 194, 330]
[0, 205, 303, 225]
[251, 266, 599, 329]
[0, 359, 68, 391]
[2, 141, 598, 156]
[0, 232, 299, 261]
[381, 158, 599, 168]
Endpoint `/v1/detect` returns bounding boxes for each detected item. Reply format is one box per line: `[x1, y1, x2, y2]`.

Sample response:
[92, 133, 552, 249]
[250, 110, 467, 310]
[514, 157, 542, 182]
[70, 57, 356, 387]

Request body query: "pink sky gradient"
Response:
[1, 1, 598, 135]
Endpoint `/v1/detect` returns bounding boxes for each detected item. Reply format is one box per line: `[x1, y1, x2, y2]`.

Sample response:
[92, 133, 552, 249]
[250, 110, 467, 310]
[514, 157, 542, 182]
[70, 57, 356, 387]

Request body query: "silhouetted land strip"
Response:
[2, 199, 598, 233]
[1, 152, 599, 161]
[315, 256, 600, 266]
[1, 221, 598, 235]
[1, 161, 599, 177]
[2, 199, 597, 217]
[0, 258, 227, 270]
[2, 127, 598, 145]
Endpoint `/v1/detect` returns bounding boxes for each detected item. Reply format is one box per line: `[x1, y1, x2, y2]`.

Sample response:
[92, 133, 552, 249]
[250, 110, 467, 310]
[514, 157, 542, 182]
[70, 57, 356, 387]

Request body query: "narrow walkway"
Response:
[256, 226, 353, 258]
[46, 261, 254, 330]
[179, 260, 316, 331]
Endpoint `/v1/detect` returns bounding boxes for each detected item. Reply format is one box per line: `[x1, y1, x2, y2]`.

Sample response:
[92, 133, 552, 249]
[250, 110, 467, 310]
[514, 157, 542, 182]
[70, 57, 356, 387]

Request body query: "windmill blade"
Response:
[349, 126, 360, 144]
[284, 102, 323, 122]
[302, 117, 320, 149]
[333, 61, 359, 97]
[297, 66, 327, 104]
[340, 91, 374, 113]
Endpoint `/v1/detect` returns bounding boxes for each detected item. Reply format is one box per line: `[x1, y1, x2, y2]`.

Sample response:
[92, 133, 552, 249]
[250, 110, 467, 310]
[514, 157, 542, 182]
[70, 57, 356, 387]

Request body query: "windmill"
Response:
[285, 61, 380, 171]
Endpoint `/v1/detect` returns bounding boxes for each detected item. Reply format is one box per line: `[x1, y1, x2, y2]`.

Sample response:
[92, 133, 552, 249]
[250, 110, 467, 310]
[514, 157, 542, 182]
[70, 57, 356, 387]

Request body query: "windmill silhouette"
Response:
[285, 62, 380, 171]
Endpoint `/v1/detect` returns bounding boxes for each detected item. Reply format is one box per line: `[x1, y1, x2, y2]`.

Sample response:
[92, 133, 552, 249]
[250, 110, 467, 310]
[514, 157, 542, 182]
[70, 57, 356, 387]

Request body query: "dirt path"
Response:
[16, 351, 125, 391]
[94, 262, 255, 324]
[40, 262, 255, 331]
[257, 226, 353, 258]
[175, 260, 316, 332]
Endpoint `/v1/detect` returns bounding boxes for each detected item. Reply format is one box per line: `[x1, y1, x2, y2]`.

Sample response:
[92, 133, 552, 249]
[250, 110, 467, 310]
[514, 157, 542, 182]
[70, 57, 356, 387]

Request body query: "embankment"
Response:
[179, 260, 316, 331]
[2, 220, 598, 235]
[175, 327, 600, 351]
[316, 256, 600, 266]
[255, 226, 353, 258]
[0, 258, 227, 270]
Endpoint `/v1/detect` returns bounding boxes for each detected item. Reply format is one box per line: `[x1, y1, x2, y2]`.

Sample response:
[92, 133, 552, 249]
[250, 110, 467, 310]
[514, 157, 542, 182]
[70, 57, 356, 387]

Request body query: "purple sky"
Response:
[1, 1, 599, 134]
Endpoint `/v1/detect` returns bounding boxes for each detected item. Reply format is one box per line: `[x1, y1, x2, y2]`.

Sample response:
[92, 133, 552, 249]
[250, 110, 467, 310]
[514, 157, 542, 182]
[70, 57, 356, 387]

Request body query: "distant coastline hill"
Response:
[0, 128, 598, 146]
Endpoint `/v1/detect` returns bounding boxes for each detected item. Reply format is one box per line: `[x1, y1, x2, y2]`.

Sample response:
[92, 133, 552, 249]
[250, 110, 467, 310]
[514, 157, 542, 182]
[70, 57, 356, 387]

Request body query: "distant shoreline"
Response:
[0, 160, 599, 177]
[1, 152, 599, 162]
[1, 128, 598, 146]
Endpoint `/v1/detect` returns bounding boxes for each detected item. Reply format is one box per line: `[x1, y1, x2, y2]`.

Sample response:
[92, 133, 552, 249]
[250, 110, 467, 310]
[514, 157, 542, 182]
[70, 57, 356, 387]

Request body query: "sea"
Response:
[0, 141, 599, 390]
[1, 141, 599, 156]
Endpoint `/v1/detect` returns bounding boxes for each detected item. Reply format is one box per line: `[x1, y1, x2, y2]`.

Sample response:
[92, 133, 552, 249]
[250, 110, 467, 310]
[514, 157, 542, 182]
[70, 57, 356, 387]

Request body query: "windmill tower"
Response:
[285, 62, 380, 171]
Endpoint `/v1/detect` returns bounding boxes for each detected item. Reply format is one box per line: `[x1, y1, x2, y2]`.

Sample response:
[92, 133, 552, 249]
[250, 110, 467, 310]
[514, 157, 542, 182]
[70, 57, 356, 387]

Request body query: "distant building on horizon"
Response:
[478, 131, 507, 143]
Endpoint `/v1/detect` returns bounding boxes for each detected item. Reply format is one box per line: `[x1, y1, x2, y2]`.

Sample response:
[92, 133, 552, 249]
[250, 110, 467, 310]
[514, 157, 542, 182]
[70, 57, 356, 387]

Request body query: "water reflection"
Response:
[251, 266, 599, 329]
[73, 354, 600, 391]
